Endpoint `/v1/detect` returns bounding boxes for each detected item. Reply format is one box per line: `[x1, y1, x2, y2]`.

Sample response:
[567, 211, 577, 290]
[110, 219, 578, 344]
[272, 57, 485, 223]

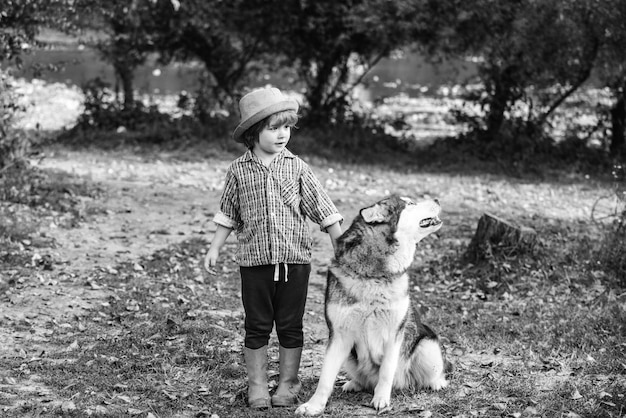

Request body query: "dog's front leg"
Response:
[371, 337, 402, 412]
[295, 335, 352, 417]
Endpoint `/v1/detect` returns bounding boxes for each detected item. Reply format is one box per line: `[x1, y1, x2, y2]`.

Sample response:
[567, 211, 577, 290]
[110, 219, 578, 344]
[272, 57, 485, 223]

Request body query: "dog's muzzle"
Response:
[419, 216, 442, 228]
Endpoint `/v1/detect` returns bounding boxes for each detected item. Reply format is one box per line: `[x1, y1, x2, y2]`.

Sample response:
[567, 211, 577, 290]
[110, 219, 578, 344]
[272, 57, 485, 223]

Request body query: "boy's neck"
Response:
[252, 147, 280, 167]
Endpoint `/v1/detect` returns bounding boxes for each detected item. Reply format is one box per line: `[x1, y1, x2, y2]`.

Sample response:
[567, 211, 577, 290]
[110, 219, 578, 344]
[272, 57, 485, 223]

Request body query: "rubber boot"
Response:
[271, 345, 303, 407]
[243, 346, 271, 409]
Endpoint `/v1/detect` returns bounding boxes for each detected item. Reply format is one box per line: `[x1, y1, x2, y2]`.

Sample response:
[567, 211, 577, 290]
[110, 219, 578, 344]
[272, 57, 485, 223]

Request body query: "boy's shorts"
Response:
[240, 263, 311, 349]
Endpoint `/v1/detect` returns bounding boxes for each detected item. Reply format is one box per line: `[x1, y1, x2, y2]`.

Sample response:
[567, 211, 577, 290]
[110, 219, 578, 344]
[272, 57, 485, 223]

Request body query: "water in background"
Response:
[12, 48, 478, 99]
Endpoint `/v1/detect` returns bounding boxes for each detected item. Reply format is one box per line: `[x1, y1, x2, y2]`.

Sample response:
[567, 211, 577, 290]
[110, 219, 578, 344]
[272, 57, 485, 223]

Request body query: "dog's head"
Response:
[335, 195, 442, 275]
[360, 195, 442, 244]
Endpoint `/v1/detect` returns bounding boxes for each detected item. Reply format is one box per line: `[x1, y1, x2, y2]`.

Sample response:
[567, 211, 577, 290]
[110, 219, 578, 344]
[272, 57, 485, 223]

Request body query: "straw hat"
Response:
[232, 87, 299, 142]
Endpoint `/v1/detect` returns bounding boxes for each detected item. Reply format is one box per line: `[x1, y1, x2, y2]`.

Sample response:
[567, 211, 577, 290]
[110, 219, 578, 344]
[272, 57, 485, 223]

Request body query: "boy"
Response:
[204, 87, 343, 409]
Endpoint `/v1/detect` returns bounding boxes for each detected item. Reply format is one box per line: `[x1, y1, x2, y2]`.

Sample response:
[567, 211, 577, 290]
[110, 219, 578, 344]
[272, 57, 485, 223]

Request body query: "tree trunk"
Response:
[464, 213, 537, 263]
[486, 81, 508, 140]
[484, 64, 521, 140]
[609, 86, 625, 157]
[114, 61, 135, 110]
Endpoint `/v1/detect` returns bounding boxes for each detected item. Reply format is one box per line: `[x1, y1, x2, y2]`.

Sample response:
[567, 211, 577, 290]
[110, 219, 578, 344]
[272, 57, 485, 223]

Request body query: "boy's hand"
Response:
[204, 249, 218, 276]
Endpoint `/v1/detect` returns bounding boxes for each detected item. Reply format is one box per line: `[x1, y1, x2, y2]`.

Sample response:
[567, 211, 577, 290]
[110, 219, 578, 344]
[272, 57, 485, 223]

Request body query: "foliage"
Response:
[598, 222, 626, 284]
[144, 0, 277, 105]
[419, 0, 600, 141]
[270, 0, 425, 122]
[74, 78, 166, 131]
[591, 0, 626, 157]
[0, 0, 72, 65]
[69, 0, 160, 109]
[1, 0, 78, 69]
[59, 77, 241, 149]
[0, 73, 30, 172]
[1, 0, 75, 187]
[2, 209, 624, 416]
[596, 163, 626, 283]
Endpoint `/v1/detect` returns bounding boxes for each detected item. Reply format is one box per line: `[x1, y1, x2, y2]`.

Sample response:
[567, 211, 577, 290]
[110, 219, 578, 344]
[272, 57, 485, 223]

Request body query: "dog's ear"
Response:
[360, 203, 388, 224]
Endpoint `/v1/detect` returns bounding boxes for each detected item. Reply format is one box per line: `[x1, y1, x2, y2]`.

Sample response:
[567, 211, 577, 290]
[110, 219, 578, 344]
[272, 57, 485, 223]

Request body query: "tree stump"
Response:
[464, 213, 537, 263]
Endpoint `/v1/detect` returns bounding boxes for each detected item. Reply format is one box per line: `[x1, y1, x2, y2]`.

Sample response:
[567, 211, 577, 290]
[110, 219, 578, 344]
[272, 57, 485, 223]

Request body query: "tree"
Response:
[417, 0, 599, 140]
[145, 0, 278, 110]
[271, 0, 424, 122]
[591, 0, 626, 158]
[1, 0, 72, 170]
[71, 0, 160, 109]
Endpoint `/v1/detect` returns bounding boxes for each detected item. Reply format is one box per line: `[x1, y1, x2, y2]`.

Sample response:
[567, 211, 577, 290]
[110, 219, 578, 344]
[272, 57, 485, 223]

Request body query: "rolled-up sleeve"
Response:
[213, 168, 240, 230]
[299, 164, 343, 231]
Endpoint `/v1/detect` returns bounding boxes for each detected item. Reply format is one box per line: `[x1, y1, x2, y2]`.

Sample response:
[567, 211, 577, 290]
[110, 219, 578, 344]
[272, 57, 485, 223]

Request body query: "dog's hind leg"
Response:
[411, 338, 448, 390]
[295, 335, 353, 417]
[341, 355, 365, 392]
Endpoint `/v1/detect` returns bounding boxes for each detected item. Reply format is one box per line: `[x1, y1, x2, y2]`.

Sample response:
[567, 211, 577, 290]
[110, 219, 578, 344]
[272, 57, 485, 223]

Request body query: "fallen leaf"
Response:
[524, 406, 539, 415]
[163, 390, 177, 400]
[61, 401, 76, 413]
[88, 281, 102, 290]
[95, 405, 108, 414]
[66, 340, 79, 352]
[493, 403, 507, 411]
[570, 389, 583, 400]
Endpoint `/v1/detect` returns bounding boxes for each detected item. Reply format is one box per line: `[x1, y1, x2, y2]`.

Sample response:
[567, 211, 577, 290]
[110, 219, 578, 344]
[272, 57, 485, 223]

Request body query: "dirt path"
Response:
[0, 147, 337, 412]
[1, 146, 610, 415]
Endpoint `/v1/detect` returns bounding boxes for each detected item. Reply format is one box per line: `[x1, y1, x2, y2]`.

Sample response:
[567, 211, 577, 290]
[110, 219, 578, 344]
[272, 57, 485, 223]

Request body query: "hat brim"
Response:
[232, 99, 299, 142]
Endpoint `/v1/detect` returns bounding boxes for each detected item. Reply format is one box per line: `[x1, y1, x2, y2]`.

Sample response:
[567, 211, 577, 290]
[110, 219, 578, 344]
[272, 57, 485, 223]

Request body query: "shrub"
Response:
[0, 72, 31, 172]
[596, 163, 626, 284]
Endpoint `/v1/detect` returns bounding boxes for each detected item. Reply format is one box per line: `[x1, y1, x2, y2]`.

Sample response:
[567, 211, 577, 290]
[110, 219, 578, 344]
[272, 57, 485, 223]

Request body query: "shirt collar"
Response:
[243, 148, 295, 163]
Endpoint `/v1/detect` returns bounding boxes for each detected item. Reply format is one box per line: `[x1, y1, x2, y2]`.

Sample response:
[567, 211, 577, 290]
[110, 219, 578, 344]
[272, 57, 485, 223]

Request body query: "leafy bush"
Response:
[596, 163, 626, 284]
[74, 78, 172, 132]
[0, 73, 31, 172]
[599, 222, 626, 284]
[60, 77, 240, 149]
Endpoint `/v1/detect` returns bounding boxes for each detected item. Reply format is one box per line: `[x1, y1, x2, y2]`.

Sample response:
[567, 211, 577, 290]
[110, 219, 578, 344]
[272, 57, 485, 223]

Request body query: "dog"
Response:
[295, 195, 449, 416]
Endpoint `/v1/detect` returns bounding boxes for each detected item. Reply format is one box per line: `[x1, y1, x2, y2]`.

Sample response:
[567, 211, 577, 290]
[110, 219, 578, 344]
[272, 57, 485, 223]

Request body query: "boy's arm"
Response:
[204, 224, 233, 273]
[298, 163, 344, 230]
[325, 221, 343, 252]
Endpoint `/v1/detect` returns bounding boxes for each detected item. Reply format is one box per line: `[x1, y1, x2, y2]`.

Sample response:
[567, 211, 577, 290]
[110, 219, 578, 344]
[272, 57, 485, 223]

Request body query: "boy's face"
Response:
[255, 122, 292, 157]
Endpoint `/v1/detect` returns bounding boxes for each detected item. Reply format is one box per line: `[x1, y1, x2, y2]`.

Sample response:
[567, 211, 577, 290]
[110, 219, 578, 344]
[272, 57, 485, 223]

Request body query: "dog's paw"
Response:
[341, 380, 363, 392]
[429, 377, 449, 391]
[370, 394, 392, 413]
[295, 402, 325, 416]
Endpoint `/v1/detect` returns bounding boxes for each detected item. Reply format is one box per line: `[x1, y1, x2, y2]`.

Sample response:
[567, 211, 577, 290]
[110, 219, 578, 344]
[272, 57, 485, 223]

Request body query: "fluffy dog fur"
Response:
[295, 195, 449, 416]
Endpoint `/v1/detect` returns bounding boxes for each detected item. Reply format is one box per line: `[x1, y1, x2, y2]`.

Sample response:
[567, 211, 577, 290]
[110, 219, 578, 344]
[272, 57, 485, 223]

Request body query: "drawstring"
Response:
[273, 264, 289, 282]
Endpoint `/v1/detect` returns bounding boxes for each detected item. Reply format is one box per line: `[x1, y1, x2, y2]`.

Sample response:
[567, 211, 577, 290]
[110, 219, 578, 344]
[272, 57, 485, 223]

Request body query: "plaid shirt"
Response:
[213, 149, 343, 267]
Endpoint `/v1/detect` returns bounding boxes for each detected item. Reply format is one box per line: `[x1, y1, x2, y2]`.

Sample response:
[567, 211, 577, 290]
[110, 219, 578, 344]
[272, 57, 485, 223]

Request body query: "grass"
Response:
[1, 92, 625, 416]
[2, 189, 624, 417]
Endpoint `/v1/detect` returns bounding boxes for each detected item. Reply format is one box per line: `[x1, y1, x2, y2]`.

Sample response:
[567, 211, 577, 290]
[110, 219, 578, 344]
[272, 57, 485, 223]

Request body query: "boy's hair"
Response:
[240, 110, 299, 149]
